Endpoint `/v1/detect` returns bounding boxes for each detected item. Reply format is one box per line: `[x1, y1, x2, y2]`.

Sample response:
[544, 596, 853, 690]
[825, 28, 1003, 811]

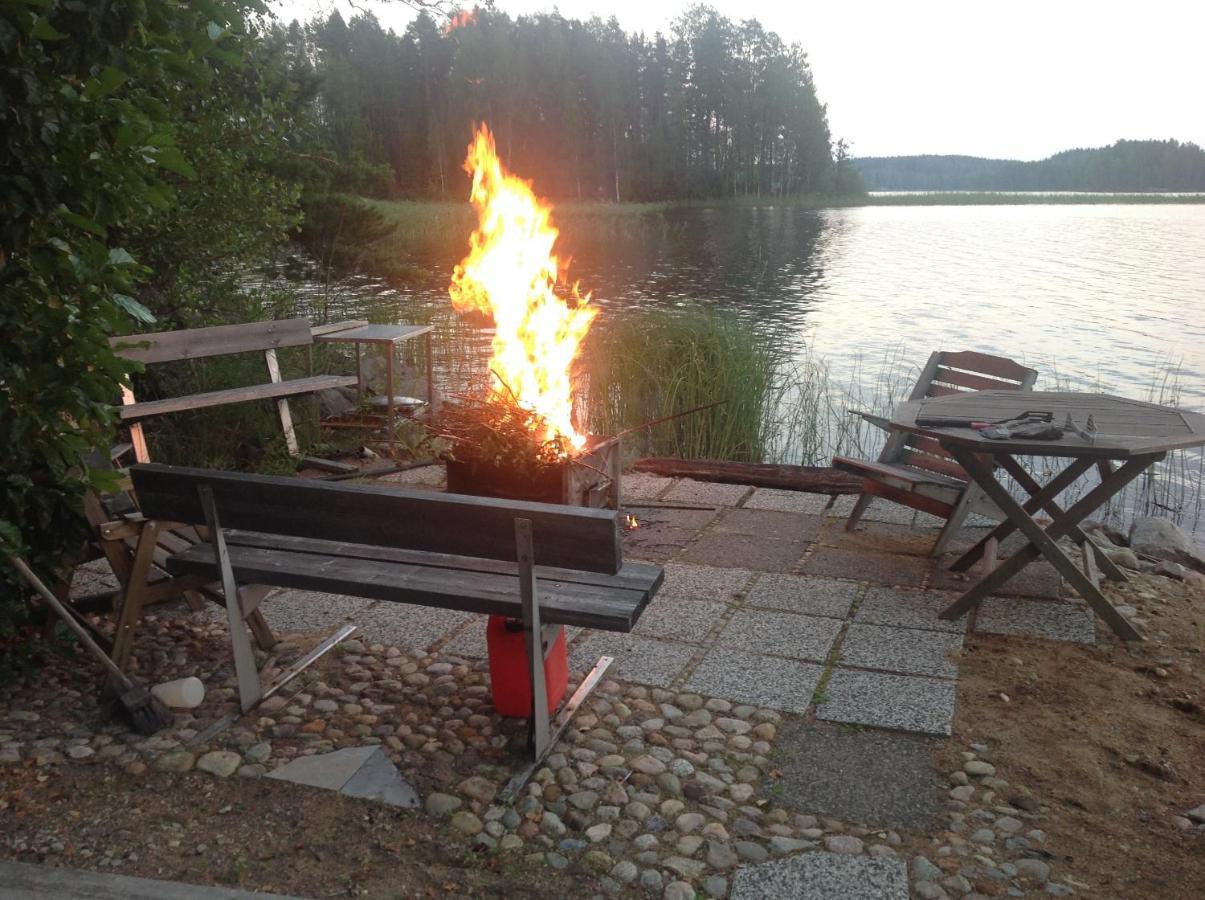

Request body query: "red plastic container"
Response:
[487, 615, 568, 717]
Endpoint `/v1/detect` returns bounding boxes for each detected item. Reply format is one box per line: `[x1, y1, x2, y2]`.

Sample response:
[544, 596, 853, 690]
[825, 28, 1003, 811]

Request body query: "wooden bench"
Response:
[111, 319, 359, 463]
[127, 463, 663, 795]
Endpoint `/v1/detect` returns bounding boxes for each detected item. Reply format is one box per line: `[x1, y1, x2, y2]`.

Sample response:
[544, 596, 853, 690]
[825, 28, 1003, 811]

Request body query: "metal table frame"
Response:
[891, 391, 1205, 642]
[313, 322, 435, 428]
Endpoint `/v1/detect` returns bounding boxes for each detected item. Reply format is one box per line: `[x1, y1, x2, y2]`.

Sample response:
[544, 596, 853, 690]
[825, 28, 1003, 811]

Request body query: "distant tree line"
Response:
[854, 140, 1205, 192]
[273, 4, 857, 201]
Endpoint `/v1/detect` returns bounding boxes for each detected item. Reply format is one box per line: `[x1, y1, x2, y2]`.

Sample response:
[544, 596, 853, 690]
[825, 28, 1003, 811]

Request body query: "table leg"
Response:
[996, 455, 1128, 583]
[940, 447, 1154, 641]
[948, 456, 1095, 572]
[355, 342, 364, 400]
[386, 344, 395, 432]
[425, 331, 435, 426]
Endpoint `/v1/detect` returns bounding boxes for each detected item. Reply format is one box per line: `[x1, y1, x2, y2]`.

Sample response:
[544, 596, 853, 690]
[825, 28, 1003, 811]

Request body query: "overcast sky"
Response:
[274, 0, 1204, 160]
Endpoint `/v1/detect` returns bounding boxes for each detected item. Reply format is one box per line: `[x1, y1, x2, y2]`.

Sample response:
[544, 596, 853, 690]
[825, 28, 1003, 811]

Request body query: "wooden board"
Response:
[312, 323, 434, 345]
[166, 541, 651, 631]
[118, 375, 358, 420]
[110, 319, 313, 364]
[630, 458, 861, 494]
[894, 391, 1205, 457]
[131, 464, 624, 575]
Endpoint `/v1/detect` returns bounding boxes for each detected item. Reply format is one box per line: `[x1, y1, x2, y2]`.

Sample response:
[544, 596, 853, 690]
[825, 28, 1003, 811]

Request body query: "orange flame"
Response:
[444, 10, 475, 33]
[450, 125, 597, 451]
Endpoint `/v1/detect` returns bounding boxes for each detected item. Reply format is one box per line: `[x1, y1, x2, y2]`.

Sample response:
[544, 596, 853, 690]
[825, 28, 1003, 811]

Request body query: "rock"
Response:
[701, 875, 728, 898]
[458, 775, 497, 804]
[729, 782, 754, 803]
[1016, 858, 1052, 882]
[583, 849, 613, 872]
[735, 841, 768, 862]
[546, 851, 569, 870]
[425, 792, 463, 817]
[568, 790, 599, 811]
[707, 840, 739, 869]
[245, 742, 272, 764]
[969, 828, 995, 844]
[640, 869, 664, 895]
[912, 856, 943, 881]
[663, 880, 694, 900]
[941, 874, 972, 895]
[915, 882, 948, 900]
[824, 834, 864, 854]
[964, 760, 996, 777]
[631, 754, 667, 775]
[541, 811, 567, 836]
[665, 856, 705, 879]
[66, 745, 95, 760]
[1186, 804, 1205, 824]
[586, 823, 612, 842]
[1129, 517, 1197, 561]
[609, 859, 637, 883]
[450, 811, 482, 834]
[950, 785, 975, 802]
[994, 815, 1024, 833]
[154, 751, 195, 773]
[196, 750, 241, 778]
[769, 836, 813, 854]
[1104, 547, 1141, 570]
[1155, 560, 1187, 580]
[676, 812, 705, 833]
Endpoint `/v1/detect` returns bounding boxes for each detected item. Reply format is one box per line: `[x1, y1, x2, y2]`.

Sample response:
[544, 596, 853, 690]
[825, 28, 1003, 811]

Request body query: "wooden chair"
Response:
[833, 350, 1038, 556]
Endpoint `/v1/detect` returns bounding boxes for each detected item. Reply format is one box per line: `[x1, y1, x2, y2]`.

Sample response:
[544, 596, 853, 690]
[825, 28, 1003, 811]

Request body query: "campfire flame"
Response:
[450, 124, 597, 452]
[444, 10, 476, 33]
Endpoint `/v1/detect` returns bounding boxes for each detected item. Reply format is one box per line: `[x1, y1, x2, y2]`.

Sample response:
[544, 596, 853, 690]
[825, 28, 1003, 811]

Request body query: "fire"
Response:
[444, 9, 476, 33]
[450, 124, 597, 452]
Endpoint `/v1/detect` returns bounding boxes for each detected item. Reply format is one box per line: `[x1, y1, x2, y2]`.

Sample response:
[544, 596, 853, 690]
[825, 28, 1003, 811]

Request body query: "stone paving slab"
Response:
[569, 633, 694, 688]
[854, 587, 968, 634]
[684, 648, 824, 714]
[974, 597, 1096, 644]
[827, 493, 919, 526]
[730, 850, 910, 900]
[256, 590, 377, 634]
[744, 487, 835, 514]
[803, 547, 932, 587]
[710, 507, 824, 541]
[1, 859, 306, 900]
[351, 603, 471, 651]
[717, 609, 843, 663]
[621, 526, 699, 563]
[620, 472, 675, 500]
[817, 668, 957, 736]
[267, 746, 419, 809]
[838, 623, 963, 679]
[624, 506, 719, 536]
[632, 597, 730, 644]
[932, 558, 1061, 599]
[743, 574, 860, 619]
[658, 563, 755, 602]
[680, 530, 811, 572]
[819, 521, 943, 558]
[771, 720, 941, 831]
[662, 478, 751, 507]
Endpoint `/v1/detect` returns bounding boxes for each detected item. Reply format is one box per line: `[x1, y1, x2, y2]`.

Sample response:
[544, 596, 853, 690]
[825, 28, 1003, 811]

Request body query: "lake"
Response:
[273, 201, 1205, 534]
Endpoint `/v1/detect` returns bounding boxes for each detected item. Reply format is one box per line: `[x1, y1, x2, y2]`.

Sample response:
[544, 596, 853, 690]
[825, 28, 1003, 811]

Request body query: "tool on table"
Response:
[1063, 413, 1098, 445]
[8, 555, 173, 735]
[915, 410, 1065, 441]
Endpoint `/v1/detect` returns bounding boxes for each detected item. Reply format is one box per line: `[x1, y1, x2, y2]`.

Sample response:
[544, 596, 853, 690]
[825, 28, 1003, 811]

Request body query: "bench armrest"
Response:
[848, 410, 892, 432]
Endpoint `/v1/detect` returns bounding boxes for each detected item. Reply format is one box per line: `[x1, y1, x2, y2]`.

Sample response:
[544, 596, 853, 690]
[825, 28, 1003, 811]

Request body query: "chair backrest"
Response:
[888, 350, 1038, 480]
[111, 319, 313, 365]
[130, 464, 623, 575]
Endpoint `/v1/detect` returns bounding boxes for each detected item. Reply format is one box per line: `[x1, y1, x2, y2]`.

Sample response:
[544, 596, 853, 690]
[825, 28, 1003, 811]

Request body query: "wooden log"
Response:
[630, 458, 862, 494]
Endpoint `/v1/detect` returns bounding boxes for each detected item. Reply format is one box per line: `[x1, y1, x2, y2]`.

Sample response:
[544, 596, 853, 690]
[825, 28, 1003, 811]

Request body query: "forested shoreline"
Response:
[855, 140, 1205, 192]
[280, 5, 858, 201]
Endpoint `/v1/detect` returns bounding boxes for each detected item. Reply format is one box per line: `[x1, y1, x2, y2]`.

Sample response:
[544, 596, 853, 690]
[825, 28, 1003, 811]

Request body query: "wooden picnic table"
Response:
[890, 391, 1205, 641]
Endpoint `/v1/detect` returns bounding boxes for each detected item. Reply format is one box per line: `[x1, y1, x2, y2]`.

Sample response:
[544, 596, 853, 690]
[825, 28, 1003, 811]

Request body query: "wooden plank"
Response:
[833, 456, 966, 489]
[110, 319, 313, 365]
[933, 365, 1028, 392]
[118, 375, 358, 420]
[310, 320, 369, 337]
[131, 464, 624, 575]
[861, 479, 956, 519]
[312, 323, 434, 344]
[219, 530, 663, 596]
[900, 448, 968, 481]
[300, 457, 359, 474]
[165, 542, 651, 631]
[925, 384, 964, 398]
[263, 348, 300, 456]
[630, 458, 861, 494]
[939, 351, 1037, 384]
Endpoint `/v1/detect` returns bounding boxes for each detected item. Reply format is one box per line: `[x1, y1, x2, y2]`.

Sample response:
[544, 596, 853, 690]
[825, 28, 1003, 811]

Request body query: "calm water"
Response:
[273, 202, 1205, 533]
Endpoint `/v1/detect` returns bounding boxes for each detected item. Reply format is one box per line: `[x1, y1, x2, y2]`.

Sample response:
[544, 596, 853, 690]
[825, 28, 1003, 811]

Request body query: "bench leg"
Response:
[198, 486, 263, 712]
[110, 520, 160, 673]
[514, 518, 551, 758]
[263, 349, 300, 457]
[844, 490, 873, 531]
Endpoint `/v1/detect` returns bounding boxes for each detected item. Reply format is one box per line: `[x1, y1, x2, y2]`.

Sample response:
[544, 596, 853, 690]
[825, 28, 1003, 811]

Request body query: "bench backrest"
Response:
[111, 319, 313, 365]
[130, 464, 623, 575]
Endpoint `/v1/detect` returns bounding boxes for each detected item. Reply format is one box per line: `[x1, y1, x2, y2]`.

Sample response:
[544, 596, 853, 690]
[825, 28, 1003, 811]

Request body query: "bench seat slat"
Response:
[166, 541, 654, 631]
[120, 375, 358, 420]
[832, 455, 967, 489]
[221, 530, 663, 595]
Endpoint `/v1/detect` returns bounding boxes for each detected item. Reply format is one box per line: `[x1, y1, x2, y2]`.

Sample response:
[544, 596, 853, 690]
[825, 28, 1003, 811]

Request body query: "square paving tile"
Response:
[569, 633, 695, 687]
[259, 590, 376, 634]
[441, 617, 583, 658]
[622, 527, 696, 563]
[817, 667, 956, 735]
[680, 531, 811, 573]
[659, 563, 754, 602]
[662, 479, 751, 507]
[744, 574, 860, 619]
[827, 494, 917, 526]
[974, 597, 1095, 644]
[839, 623, 963, 678]
[621, 473, 674, 500]
[633, 597, 729, 644]
[684, 648, 824, 714]
[711, 507, 824, 541]
[855, 587, 968, 634]
[624, 506, 718, 535]
[744, 488, 834, 514]
[819, 521, 940, 558]
[803, 547, 932, 587]
[379, 465, 446, 487]
[717, 609, 843, 662]
[351, 602, 471, 651]
[731, 850, 909, 900]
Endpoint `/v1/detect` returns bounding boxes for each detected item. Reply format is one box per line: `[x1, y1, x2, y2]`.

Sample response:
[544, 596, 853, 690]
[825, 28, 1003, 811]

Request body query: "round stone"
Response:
[196, 750, 241, 778]
[676, 812, 705, 833]
[154, 751, 195, 773]
[824, 835, 864, 854]
[735, 841, 768, 862]
[964, 760, 996, 777]
[586, 823, 612, 842]
[664, 881, 694, 900]
[631, 754, 667, 775]
[611, 860, 638, 882]
[911, 856, 942, 881]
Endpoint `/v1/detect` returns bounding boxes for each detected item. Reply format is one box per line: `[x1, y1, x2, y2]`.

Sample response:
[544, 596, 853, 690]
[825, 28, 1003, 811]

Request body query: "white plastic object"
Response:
[150, 676, 205, 709]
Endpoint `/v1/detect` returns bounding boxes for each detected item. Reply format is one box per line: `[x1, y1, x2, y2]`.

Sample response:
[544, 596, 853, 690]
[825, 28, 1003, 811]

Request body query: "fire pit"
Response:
[446, 434, 620, 508]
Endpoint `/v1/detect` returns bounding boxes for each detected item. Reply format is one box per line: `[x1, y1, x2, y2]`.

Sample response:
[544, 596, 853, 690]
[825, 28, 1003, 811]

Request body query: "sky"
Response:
[273, 0, 1205, 160]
